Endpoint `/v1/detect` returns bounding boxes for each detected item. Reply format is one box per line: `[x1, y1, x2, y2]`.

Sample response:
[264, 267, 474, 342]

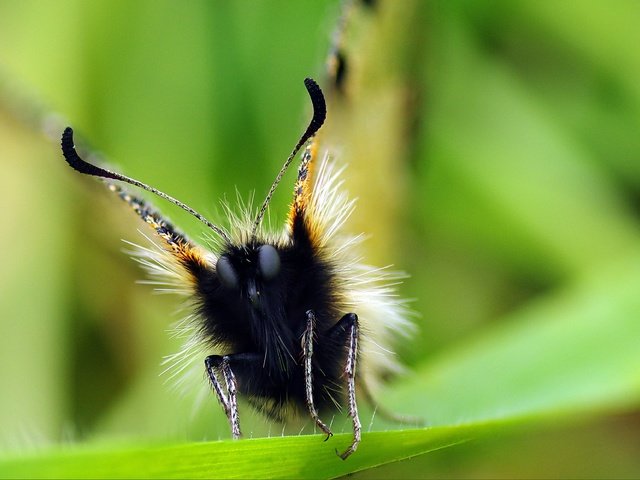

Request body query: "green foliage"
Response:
[1, 0, 639, 478]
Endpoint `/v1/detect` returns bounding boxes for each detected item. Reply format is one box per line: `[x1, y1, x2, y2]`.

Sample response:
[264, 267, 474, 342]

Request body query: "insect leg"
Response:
[204, 355, 241, 439]
[302, 310, 333, 440]
[327, 313, 361, 460]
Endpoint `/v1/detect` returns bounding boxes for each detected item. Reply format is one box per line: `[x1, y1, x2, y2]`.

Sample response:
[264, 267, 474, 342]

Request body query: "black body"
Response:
[196, 216, 348, 419]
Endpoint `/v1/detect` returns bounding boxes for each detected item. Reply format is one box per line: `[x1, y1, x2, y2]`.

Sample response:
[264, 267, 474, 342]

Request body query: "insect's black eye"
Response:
[216, 255, 239, 290]
[258, 244, 280, 281]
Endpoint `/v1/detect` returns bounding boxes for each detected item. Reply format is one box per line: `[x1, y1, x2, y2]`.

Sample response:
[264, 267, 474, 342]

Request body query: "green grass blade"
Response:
[0, 427, 475, 479]
[391, 254, 640, 424]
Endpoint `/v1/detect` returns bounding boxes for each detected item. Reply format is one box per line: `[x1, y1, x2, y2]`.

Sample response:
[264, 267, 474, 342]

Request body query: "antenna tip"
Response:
[302, 77, 326, 134]
[61, 127, 77, 163]
[303, 77, 320, 92]
[60, 126, 117, 180]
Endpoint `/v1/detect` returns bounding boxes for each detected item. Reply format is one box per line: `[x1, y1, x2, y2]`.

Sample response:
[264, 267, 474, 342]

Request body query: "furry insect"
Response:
[60, 77, 411, 459]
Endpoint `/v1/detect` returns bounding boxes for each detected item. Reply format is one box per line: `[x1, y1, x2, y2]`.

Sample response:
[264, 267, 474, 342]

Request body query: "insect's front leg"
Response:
[327, 313, 361, 460]
[205, 352, 263, 440]
[303, 310, 333, 439]
[205, 354, 240, 439]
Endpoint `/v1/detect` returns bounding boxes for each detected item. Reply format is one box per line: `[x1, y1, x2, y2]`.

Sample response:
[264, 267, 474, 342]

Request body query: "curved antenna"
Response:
[61, 127, 232, 244]
[251, 77, 326, 238]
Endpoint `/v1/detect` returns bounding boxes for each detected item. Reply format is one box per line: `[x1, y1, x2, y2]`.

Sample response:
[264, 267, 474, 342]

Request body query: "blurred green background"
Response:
[1, 0, 640, 478]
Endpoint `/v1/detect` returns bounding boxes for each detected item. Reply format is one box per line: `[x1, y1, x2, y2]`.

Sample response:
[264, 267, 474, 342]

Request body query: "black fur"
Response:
[196, 216, 348, 420]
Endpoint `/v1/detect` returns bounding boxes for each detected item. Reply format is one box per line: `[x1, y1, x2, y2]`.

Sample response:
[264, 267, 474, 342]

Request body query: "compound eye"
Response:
[216, 255, 239, 290]
[258, 244, 280, 281]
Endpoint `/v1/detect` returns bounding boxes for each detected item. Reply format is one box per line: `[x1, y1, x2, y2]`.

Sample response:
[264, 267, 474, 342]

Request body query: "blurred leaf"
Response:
[423, 13, 640, 281]
[391, 252, 640, 424]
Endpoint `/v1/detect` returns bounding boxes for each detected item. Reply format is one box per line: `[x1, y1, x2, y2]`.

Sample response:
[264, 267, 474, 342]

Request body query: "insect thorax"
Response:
[196, 235, 345, 394]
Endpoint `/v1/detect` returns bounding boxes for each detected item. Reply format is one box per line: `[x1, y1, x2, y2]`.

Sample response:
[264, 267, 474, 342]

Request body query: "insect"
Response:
[59, 6, 412, 461]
